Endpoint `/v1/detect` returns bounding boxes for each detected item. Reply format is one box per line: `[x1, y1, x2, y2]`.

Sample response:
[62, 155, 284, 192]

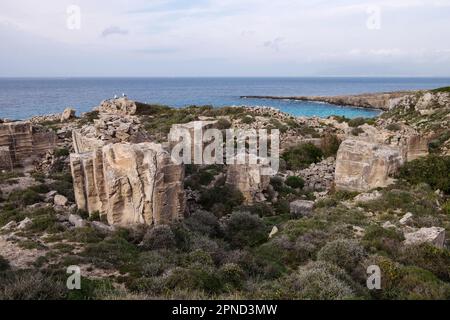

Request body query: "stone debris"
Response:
[291, 157, 335, 191]
[54, 194, 69, 207]
[353, 190, 383, 203]
[69, 214, 87, 228]
[399, 212, 414, 225]
[17, 217, 32, 230]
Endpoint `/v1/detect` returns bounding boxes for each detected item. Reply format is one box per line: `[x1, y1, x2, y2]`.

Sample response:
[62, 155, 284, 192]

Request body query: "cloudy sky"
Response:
[1, 0, 450, 77]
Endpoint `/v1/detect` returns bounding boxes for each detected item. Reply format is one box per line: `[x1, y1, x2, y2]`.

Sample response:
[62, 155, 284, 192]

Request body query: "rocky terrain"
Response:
[0, 87, 450, 300]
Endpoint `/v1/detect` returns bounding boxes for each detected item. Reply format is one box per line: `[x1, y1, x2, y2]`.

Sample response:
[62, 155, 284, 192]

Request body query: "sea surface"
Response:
[1, 77, 449, 120]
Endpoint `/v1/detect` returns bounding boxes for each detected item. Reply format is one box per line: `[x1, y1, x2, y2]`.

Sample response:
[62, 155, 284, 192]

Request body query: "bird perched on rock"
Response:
[122, 93, 127, 98]
[114, 94, 118, 99]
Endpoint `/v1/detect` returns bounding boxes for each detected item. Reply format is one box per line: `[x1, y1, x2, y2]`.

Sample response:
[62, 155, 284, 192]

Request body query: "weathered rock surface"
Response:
[404, 227, 446, 248]
[335, 139, 404, 192]
[70, 142, 185, 226]
[291, 157, 335, 191]
[54, 194, 69, 207]
[0, 121, 57, 170]
[226, 157, 271, 204]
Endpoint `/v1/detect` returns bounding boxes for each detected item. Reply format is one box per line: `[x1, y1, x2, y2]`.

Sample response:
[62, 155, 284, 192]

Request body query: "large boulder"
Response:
[226, 157, 271, 204]
[70, 142, 185, 227]
[335, 139, 404, 192]
[404, 227, 446, 248]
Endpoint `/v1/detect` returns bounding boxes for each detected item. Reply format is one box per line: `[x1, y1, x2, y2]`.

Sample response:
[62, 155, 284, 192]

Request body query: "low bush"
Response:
[224, 211, 268, 248]
[398, 155, 450, 194]
[317, 239, 366, 273]
[0, 271, 67, 300]
[199, 185, 244, 216]
[184, 210, 221, 238]
[8, 189, 42, 206]
[320, 134, 341, 157]
[285, 176, 305, 189]
[141, 225, 177, 251]
[282, 143, 323, 170]
[278, 261, 355, 300]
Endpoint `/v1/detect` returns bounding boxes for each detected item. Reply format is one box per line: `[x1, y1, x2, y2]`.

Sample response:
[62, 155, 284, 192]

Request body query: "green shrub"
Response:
[54, 148, 70, 157]
[199, 185, 244, 216]
[282, 143, 323, 170]
[399, 244, 450, 281]
[8, 189, 42, 206]
[285, 176, 305, 189]
[225, 212, 268, 248]
[386, 123, 402, 132]
[348, 117, 374, 127]
[362, 225, 404, 255]
[241, 115, 255, 124]
[398, 155, 450, 193]
[320, 134, 341, 157]
[185, 210, 221, 237]
[444, 200, 450, 215]
[317, 239, 366, 273]
[216, 118, 232, 129]
[278, 261, 355, 300]
[141, 225, 176, 251]
[219, 263, 245, 290]
[351, 127, 364, 136]
[0, 271, 67, 300]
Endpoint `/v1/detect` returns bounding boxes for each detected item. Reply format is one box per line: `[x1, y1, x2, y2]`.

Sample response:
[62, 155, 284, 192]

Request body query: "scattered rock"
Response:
[354, 190, 382, 203]
[1, 221, 17, 231]
[17, 217, 32, 230]
[91, 221, 116, 233]
[404, 227, 446, 248]
[54, 194, 68, 207]
[290, 200, 315, 217]
[399, 212, 413, 225]
[269, 226, 279, 239]
[382, 221, 396, 229]
[68, 214, 87, 228]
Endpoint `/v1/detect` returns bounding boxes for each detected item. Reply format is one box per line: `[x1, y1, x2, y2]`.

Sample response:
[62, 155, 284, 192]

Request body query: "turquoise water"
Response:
[1, 77, 449, 120]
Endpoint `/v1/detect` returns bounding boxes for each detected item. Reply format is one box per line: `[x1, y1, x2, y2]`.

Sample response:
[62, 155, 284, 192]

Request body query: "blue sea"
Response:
[1, 77, 449, 120]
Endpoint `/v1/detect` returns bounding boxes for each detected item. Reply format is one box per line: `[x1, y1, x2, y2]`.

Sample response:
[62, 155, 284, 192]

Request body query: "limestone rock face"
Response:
[70, 142, 185, 227]
[226, 160, 271, 204]
[0, 121, 56, 170]
[404, 227, 446, 248]
[335, 139, 403, 192]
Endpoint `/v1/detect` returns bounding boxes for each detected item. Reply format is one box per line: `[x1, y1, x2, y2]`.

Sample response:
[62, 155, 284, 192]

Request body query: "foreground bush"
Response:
[317, 239, 366, 273]
[224, 212, 268, 248]
[398, 155, 450, 193]
[0, 271, 67, 300]
[141, 225, 176, 251]
[278, 261, 356, 300]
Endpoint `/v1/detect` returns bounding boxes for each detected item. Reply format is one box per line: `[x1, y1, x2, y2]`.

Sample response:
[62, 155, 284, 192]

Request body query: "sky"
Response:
[1, 0, 450, 77]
